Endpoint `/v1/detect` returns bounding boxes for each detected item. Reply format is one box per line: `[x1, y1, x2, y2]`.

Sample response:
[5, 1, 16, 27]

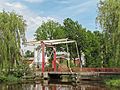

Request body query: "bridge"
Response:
[32, 67, 120, 82]
[24, 39, 120, 82]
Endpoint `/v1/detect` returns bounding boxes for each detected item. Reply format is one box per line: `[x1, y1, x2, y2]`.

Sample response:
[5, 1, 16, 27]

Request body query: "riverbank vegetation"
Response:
[97, 0, 120, 86]
[101, 76, 120, 87]
[0, 11, 31, 83]
[106, 79, 120, 87]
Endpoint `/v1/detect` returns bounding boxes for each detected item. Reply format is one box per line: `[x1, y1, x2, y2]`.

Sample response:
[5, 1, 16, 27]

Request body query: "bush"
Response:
[104, 76, 120, 87]
[106, 79, 120, 87]
[0, 75, 7, 82]
[6, 75, 19, 83]
[0, 74, 19, 83]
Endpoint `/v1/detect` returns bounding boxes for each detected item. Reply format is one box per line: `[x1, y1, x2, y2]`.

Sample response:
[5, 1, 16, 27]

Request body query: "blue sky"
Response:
[0, 0, 99, 41]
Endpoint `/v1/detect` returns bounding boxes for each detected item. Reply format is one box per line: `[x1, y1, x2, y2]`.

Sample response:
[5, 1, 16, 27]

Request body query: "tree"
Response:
[85, 31, 103, 67]
[0, 11, 26, 71]
[34, 18, 104, 67]
[24, 50, 34, 58]
[63, 18, 103, 67]
[97, 0, 120, 67]
[34, 20, 65, 40]
[63, 18, 87, 59]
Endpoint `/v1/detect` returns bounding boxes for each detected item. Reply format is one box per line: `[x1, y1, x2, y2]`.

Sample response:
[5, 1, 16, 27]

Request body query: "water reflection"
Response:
[0, 81, 118, 90]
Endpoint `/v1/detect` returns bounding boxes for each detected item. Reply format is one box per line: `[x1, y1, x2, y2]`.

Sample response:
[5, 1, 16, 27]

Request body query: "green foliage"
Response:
[0, 0, 120, 72]
[24, 50, 34, 58]
[63, 18, 86, 58]
[84, 31, 103, 67]
[0, 10, 26, 76]
[97, 0, 120, 67]
[0, 61, 31, 83]
[34, 0, 120, 67]
[0, 11, 26, 82]
[63, 18, 103, 67]
[34, 20, 65, 40]
[35, 18, 103, 67]
[6, 75, 19, 83]
[0, 75, 7, 82]
[104, 75, 120, 87]
[0, 74, 19, 83]
[106, 79, 120, 87]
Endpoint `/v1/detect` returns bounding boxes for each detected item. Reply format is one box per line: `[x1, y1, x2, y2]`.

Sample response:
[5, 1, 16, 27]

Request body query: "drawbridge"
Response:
[25, 38, 80, 80]
[25, 39, 120, 81]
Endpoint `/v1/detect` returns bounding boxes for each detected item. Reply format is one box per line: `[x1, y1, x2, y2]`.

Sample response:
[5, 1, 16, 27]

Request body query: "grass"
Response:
[101, 75, 120, 87]
[105, 79, 120, 87]
[0, 75, 20, 84]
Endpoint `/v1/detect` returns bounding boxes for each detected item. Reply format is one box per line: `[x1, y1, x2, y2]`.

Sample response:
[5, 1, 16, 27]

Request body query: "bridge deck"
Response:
[48, 72, 76, 75]
[35, 68, 120, 78]
[47, 71, 120, 76]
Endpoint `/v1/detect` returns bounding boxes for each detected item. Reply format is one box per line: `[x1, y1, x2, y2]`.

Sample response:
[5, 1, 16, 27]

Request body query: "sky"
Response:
[0, 0, 99, 50]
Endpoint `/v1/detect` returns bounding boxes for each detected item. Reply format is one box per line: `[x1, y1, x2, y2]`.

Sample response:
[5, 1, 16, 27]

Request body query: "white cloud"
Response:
[0, 0, 57, 51]
[56, 0, 98, 17]
[68, 1, 96, 13]
[24, 0, 43, 3]
[0, 1, 27, 11]
[26, 16, 56, 31]
[23, 16, 57, 51]
[0, 1, 57, 40]
[4, 2, 26, 9]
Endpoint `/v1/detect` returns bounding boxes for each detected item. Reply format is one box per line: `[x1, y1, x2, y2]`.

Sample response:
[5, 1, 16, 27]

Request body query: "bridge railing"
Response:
[72, 68, 120, 72]
[34, 67, 120, 72]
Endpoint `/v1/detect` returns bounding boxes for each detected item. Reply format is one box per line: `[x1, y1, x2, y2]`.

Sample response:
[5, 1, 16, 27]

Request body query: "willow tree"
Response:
[0, 11, 26, 71]
[97, 0, 120, 67]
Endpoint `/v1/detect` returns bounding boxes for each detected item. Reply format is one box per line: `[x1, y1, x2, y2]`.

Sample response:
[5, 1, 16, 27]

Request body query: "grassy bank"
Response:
[0, 75, 21, 84]
[105, 79, 120, 87]
[0, 66, 32, 84]
[102, 75, 120, 87]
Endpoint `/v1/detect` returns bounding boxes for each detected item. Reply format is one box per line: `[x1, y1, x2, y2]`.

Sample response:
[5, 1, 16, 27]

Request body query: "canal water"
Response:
[0, 81, 119, 90]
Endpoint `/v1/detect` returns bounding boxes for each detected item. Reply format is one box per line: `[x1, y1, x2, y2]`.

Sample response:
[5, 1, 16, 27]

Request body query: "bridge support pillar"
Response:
[43, 72, 48, 79]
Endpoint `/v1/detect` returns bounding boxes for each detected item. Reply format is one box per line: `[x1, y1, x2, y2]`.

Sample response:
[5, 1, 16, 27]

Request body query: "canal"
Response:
[0, 81, 119, 90]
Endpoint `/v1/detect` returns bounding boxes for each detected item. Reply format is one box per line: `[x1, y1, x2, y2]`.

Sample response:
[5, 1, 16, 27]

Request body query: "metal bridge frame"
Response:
[25, 38, 80, 74]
